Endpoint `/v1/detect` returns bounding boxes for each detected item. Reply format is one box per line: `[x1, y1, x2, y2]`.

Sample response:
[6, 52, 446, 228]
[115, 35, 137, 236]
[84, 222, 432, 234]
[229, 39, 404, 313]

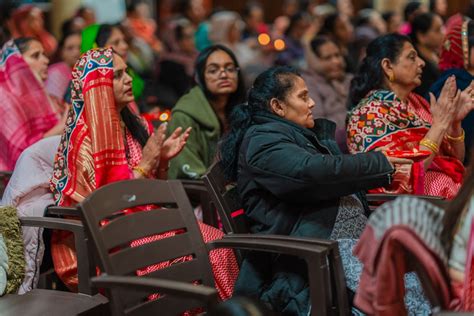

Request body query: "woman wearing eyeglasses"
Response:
[168, 44, 246, 179]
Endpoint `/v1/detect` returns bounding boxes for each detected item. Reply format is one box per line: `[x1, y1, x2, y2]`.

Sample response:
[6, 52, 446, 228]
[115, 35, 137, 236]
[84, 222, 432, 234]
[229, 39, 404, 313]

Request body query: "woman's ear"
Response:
[269, 98, 285, 117]
[381, 58, 393, 80]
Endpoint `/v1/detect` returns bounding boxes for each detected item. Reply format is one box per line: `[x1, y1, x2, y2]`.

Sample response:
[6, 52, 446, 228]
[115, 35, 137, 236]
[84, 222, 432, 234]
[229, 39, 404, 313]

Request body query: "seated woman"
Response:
[158, 18, 198, 106]
[45, 31, 81, 103]
[347, 33, 473, 199]
[430, 19, 474, 163]
[0, 38, 66, 171]
[168, 44, 246, 180]
[353, 154, 474, 314]
[11, 5, 57, 57]
[81, 23, 146, 103]
[1, 136, 60, 294]
[219, 66, 410, 315]
[410, 12, 444, 98]
[49, 48, 238, 297]
[441, 157, 474, 305]
[302, 36, 352, 151]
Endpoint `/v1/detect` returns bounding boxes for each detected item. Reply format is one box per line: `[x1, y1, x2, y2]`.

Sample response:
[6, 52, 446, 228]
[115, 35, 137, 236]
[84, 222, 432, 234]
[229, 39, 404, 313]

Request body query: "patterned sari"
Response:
[347, 90, 464, 199]
[49, 48, 238, 299]
[0, 41, 59, 171]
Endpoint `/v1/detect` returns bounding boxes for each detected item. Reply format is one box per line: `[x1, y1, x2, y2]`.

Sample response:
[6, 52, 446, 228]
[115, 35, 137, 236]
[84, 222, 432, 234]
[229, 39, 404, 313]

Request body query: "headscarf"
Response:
[0, 40, 58, 171]
[11, 5, 57, 56]
[50, 48, 130, 206]
[80, 24, 144, 99]
[439, 19, 471, 72]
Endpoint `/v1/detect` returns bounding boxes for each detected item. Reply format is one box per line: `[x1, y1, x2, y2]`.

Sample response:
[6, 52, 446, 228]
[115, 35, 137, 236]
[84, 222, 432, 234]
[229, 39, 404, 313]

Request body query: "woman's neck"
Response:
[386, 82, 411, 102]
[417, 44, 439, 64]
[210, 95, 229, 125]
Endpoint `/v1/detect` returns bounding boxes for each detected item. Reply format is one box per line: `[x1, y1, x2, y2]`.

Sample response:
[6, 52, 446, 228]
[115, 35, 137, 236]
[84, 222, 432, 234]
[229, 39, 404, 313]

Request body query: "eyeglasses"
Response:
[205, 65, 239, 77]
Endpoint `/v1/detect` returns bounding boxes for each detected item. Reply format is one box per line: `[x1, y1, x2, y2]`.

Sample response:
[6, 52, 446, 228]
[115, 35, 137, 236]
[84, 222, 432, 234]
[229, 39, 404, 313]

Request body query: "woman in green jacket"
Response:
[168, 44, 246, 179]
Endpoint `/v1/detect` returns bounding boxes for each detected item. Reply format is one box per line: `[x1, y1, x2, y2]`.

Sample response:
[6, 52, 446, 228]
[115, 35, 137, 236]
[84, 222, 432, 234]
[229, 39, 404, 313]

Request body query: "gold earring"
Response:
[389, 73, 395, 82]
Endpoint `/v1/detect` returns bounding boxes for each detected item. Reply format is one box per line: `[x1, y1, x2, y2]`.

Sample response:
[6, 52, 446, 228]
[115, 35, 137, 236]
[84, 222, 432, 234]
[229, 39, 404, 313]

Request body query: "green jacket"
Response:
[168, 86, 221, 179]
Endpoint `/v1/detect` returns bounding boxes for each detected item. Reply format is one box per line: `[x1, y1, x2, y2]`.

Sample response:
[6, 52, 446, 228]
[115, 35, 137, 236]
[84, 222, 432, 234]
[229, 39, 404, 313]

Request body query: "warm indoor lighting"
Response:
[159, 112, 170, 121]
[257, 33, 271, 46]
[274, 39, 285, 51]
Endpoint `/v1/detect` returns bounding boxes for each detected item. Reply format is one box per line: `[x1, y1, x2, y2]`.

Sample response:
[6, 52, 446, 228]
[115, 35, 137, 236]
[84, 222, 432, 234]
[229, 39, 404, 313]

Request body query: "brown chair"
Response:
[78, 179, 338, 316]
[180, 179, 219, 228]
[203, 162, 350, 315]
[0, 214, 107, 315]
[202, 163, 249, 235]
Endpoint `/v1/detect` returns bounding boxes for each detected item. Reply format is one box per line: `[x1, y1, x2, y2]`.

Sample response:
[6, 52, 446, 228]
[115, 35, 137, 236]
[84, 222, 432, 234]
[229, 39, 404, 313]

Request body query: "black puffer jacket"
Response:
[233, 113, 394, 315]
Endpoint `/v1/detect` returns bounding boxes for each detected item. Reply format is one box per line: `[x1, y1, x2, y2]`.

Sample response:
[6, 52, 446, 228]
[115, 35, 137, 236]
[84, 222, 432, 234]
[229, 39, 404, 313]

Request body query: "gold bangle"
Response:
[420, 138, 439, 154]
[133, 166, 150, 178]
[445, 128, 465, 142]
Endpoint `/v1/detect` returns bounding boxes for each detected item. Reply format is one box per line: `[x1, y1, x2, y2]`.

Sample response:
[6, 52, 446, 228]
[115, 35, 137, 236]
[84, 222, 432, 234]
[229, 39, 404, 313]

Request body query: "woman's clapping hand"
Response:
[429, 75, 460, 128]
[160, 126, 192, 163]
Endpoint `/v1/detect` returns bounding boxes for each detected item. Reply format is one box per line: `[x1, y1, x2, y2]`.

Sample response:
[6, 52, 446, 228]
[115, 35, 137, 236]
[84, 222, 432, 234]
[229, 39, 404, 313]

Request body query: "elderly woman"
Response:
[219, 66, 411, 315]
[347, 33, 474, 199]
[0, 39, 66, 171]
[168, 44, 246, 180]
[49, 48, 238, 295]
[430, 19, 474, 163]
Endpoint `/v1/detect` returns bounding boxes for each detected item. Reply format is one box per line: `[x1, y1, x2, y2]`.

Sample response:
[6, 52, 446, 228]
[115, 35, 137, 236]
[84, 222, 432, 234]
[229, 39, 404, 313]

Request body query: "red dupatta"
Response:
[50, 48, 130, 206]
[347, 90, 464, 198]
[49, 48, 131, 290]
[0, 40, 58, 171]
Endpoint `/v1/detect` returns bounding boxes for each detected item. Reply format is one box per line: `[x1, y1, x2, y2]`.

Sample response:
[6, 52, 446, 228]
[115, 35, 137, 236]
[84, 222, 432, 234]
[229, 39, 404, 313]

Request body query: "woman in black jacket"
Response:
[219, 66, 411, 315]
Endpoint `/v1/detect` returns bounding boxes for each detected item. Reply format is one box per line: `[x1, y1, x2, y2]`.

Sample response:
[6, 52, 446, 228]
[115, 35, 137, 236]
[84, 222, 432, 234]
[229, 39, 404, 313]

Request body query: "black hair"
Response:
[13, 37, 37, 54]
[173, 0, 192, 16]
[120, 107, 149, 147]
[468, 20, 474, 53]
[76, 6, 93, 17]
[404, 1, 423, 22]
[58, 30, 81, 51]
[382, 11, 395, 23]
[219, 66, 301, 181]
[194, 44, 246, 118]
[349, 33, 411, 108]
[318, 13, 339, 36]
[285, 11, 309, 37]
[310, 36, 336, 57]
[242, 1, 263, 19]
[126, 0, 147, 13]
[175, 20, 192, 41]
[409, 12, 436, 44]
[49, 30, 81, 64]
[429, 0, 436, 12]
[95, 24, 121, 47]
